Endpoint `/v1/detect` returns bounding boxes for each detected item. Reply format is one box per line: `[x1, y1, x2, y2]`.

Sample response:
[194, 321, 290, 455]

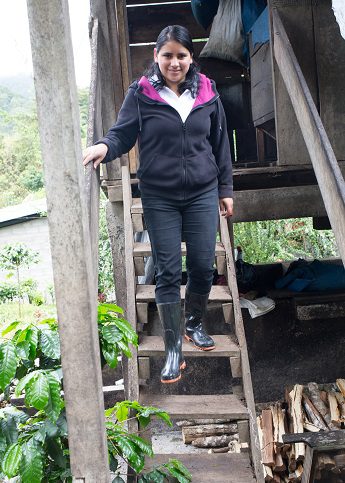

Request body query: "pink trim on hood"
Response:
[193, 74, 216, 108]
[138, 74, 216, 107]
[138, 76, 168, 104]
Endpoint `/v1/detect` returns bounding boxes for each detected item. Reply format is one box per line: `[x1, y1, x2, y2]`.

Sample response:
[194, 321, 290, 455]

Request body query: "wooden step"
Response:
[143, 453, 255, 483]
[138, 335, 239, 357]
[131, 198, 143, 213]
[136, 285, 232, 302]
[133, 241, 225, 257]
[140, 394, 248, 420]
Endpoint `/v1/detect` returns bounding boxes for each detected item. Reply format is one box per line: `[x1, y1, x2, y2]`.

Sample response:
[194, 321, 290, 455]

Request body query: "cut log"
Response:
[176, 418, 232, 427]
[328, 391, 341, 424]
[288, 385, 305, 461]
[336, 379, 345, 398]
[317, 452, 336, 471]
[262, 409, 275, 467]
[307, 382, 338, 430]
[274, 451, 286, 472]
[209, 446, 229, 453]
[302, 395, 328, 431]
[271, 403, 286, 450]
[295, 463, 303, 481]
[191, 434, 237, 448]
[288, 446, 297, 472]
[182, 423, 238, 444]
[228, 440, 242, 453]
[335, 392, 345, 420]
[303, 421, 321, 432]
[257, 416, 274, 482]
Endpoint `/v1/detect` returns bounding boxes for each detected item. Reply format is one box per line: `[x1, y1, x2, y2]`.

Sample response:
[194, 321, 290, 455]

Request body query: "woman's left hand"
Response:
[219, 198, 233, 218]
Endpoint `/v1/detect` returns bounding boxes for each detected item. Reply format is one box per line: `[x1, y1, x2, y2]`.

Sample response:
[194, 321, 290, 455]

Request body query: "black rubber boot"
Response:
[184, 290, 215, 351]
[157, 302, 186, 384]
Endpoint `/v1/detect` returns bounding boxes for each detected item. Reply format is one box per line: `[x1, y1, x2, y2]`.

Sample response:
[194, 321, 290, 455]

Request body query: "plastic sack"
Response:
[191, 0, 219, 30]
[200, 0, 244, 65]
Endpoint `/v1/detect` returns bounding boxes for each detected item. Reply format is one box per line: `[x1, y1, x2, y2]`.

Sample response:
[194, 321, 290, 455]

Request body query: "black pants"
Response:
[141, 188, 219, 303]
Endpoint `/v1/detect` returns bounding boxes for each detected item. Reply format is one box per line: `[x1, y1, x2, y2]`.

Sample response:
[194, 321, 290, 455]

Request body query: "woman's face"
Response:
[154, 40, 193, 91]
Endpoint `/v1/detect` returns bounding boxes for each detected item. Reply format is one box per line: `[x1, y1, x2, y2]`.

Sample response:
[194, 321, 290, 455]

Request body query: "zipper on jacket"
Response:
[182, 121, 186, 200]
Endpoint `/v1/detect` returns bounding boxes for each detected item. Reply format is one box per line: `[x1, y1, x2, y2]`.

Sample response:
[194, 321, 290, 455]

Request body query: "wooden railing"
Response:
[272, 8, 345, 266]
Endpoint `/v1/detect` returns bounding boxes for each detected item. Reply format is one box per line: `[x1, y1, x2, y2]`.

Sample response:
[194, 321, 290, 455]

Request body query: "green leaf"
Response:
[45, 371, 63, 422]
[25, 372, 50, 411]
[2, 321, 20, 336]
[141, 469, 166, 483]
[26, 327, 39, 359]
[115, 403, 129, 422]
[98, 303, 124, 315]
[0, 415, 18, 444]
[115, 435, 145, 473]
[165, 466, 190, 483]
[167, 459, 192, 479]
[20, 438, 43, 483]
[46, 437, 66, 468]
[117, 340, 132, 359]
[15, 340, 31, 360]
[139, 407, 172, 428]
[0, 341, 18, 391]
[115, 318, 138, 346]
[15, 370, 40, 396]
[102, 344, 119, 369]
[39, 329, 60, 360]
[2, 442, 22, 477]
[102, 325, 122, 344]
[109, 453, 118, 472]
[127, 434, 153, 457]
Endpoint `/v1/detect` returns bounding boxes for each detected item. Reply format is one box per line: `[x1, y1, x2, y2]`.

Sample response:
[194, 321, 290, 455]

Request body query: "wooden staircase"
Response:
[117, 164, 262, 482]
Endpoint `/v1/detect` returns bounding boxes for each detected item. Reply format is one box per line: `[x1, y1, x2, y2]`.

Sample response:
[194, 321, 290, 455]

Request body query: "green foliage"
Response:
[0, 84, 89, 207]
[98, 198, 115, 297]
[0, 304, 190, 482]
[98, 303, 138, 369]
[0, 243, 39, 272]
[0, 282, 18, 303]
[234, 218, 338, 263]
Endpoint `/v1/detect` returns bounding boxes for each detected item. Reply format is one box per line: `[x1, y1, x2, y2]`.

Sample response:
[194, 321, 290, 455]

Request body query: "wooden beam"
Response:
[219, 215, 264, 481]
[233, 185, 326, 222]
[272, 8, 345, 265]
[26, 0, 110, 480]
[283, 430, 345, 451]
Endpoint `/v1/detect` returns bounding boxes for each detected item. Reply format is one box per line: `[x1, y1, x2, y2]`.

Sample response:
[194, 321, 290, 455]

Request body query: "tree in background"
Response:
[234, 218, 338, 263]
[0, 243, 39, 316]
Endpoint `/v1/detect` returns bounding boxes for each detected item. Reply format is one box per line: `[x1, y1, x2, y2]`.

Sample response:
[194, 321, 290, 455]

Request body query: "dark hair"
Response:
[145, 25, 200, 98]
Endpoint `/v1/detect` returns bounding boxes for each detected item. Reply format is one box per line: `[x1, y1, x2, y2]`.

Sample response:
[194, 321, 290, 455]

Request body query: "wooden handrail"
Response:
[85, 17, 101, 296]
[272, 8, 345, 265]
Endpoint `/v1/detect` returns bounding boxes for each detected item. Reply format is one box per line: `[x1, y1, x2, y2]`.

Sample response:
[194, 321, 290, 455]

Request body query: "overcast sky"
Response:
[1, 0, 91, 87]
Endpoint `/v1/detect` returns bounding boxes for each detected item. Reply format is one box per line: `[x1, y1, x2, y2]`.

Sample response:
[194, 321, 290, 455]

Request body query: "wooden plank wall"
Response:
[271, 0, 345, 165]
[270, 0, 318, 166]
[127, 1, 245, 84]
[313, 1, 345, 161]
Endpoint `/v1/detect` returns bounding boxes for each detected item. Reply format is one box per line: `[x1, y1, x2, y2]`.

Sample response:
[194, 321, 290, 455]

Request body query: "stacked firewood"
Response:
[177, 418, 248, 453]
[258, 379, 345, 482]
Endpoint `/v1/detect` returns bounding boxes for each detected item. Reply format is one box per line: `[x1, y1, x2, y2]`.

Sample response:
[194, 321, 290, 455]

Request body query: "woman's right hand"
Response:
[82, 143, 108, 169]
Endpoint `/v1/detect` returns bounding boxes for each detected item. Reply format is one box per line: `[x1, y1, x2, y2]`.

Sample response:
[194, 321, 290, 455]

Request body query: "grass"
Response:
[0, 302, 57, 332]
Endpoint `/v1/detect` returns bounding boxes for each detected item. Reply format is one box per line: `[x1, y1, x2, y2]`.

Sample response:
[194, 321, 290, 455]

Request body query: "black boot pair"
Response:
[158, 291, 215, 384]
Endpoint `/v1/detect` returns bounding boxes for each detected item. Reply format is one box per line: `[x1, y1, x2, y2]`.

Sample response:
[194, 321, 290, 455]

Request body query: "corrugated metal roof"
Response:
[0, 199, 47, 226]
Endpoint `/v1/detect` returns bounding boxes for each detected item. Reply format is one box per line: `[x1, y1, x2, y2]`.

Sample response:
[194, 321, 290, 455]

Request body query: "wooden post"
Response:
[272, 8, 345, 266]
[26, 1, 110, 480]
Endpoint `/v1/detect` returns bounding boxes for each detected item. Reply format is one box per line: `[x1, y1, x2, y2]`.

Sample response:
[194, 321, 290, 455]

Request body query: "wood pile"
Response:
[258, 379, 345, 482]
[177, 418, 248, 453]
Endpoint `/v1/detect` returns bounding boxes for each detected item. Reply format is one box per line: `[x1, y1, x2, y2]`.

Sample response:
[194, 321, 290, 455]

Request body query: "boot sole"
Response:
[160, 362, 186, 384]
[184, 334, 215, 351]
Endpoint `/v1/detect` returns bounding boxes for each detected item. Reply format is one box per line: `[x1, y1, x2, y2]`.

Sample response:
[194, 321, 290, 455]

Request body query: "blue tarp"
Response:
[242, 0, 267, 34]
[250, 6, 270, 47]
[275, 259, 345, 292]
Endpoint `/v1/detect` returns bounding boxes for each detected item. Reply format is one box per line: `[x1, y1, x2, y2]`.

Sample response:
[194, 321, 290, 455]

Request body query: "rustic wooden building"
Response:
[26, 0, 345, 481]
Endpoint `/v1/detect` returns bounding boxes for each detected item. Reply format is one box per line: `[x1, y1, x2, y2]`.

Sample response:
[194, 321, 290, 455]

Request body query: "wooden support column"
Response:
[272, 8, 345, 265]
[26, 0, 110, 481]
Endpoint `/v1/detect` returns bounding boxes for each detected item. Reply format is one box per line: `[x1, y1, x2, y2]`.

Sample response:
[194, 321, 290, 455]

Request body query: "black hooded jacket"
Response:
[97, 73, 233, 200]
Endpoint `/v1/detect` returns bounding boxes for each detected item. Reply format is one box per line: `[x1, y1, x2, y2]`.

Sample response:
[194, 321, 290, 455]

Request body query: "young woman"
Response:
[83, 25, 233, 384]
